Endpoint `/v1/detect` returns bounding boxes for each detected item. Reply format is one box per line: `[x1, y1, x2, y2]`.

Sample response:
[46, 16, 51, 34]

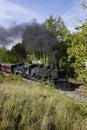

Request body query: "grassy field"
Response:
[0, 74, 87, 130]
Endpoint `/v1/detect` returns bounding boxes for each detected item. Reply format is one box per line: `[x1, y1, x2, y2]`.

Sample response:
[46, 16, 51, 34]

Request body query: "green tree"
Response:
[56, 16, 70, 39]
[45, 15, 70, 38]
[0, 47, 7, 62]
[45, 16, 70, 68]
[45, 15, 56, 34]
[67, 23, 87, 83]
[8, 42, 26, 63]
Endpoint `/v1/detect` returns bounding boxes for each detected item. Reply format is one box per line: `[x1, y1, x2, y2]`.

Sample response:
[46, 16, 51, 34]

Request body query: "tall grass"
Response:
[0, 75, 87, 130]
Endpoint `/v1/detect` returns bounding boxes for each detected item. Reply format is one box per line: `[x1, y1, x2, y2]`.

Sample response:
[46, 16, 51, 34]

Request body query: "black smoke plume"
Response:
[0, 22, 60, 53]
[0, 22, 61, 66]
[23, 22, 60, 53]
[23, 22, 61, 66]
[0, 23, 26, 46]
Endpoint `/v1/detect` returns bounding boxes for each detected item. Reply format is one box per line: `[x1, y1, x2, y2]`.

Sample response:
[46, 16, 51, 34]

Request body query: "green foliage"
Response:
[56, 16, 70, 38]
[0, 78, 87, 130]
[33, 15, 70, 68]
[45, 15, 56, 34]
[0, 43, 26, 63]
[0, 47, 7, 62]
[67, 23, 87, 83]
[45, 15, 70, 38]
[8, 42, 26, 63]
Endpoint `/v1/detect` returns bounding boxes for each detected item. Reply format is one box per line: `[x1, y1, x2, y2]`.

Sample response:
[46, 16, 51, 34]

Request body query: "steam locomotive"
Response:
[0, 63, 68, 85]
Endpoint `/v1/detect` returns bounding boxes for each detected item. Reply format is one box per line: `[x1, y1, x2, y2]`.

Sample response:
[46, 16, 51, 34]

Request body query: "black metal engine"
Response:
[0, 63, 68, 85]
[17, 63, 68, 84]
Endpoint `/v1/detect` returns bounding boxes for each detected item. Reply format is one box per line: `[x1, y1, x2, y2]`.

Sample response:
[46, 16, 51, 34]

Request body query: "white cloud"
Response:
[0, 0, 42, 26]
[0, 0, 85, 32]
[61, 0, 85, 32]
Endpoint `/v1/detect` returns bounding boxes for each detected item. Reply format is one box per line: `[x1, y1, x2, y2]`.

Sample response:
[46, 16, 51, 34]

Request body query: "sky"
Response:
[0, 0, 86, 32]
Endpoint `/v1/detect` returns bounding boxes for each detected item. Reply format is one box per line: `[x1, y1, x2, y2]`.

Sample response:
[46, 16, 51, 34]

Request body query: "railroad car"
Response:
[1, 63, 17, 73]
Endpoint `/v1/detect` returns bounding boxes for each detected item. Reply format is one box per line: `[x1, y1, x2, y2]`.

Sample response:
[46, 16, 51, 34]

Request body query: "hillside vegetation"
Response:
[0, 75, 87, 130]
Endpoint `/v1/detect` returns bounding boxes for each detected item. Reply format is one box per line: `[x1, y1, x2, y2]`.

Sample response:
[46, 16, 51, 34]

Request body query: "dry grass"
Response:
[79, 85, 87, 96]
[0, 75, 87, 130]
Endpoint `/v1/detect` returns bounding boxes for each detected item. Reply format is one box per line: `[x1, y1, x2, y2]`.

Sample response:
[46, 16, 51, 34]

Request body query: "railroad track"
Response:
[58, 89, 87, 102]
[23, 77, 87, 102]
